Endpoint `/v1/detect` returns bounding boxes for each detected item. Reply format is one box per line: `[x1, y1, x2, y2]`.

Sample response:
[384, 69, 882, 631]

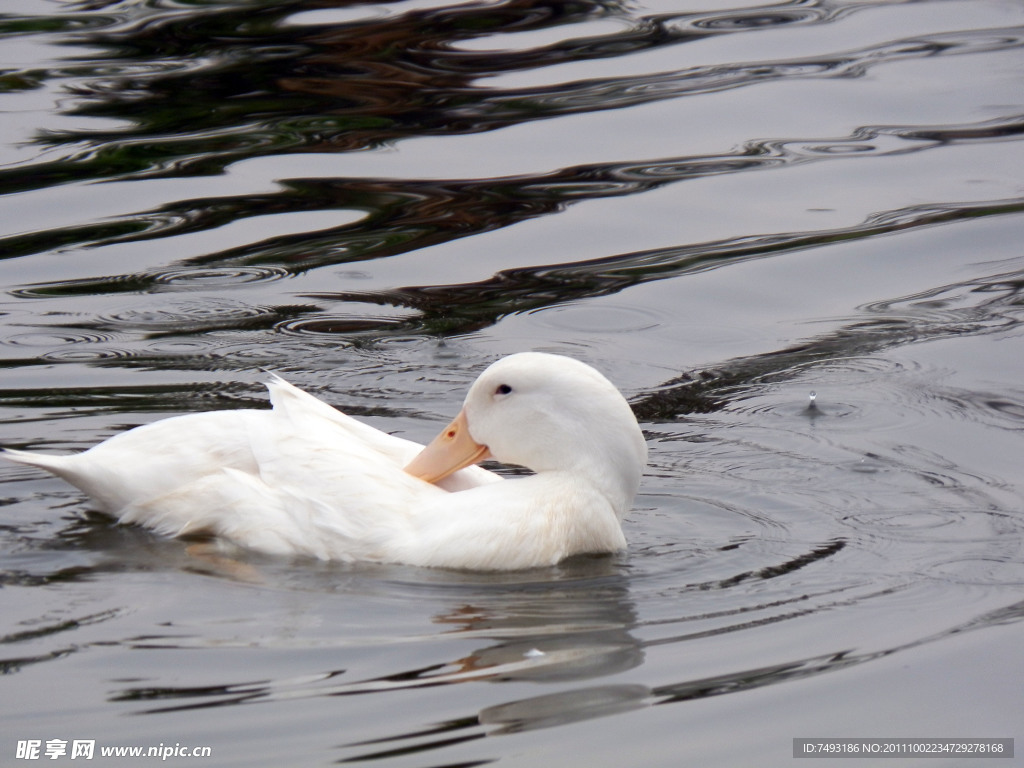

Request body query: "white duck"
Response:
[3, 352, 647, 570]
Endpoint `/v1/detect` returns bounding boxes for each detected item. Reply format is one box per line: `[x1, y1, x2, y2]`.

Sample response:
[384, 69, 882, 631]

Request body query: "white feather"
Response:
[3, 353, 646, 570]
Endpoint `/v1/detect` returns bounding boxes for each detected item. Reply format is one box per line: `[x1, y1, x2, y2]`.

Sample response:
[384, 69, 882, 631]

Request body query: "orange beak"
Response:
[404, 409, 492, 484]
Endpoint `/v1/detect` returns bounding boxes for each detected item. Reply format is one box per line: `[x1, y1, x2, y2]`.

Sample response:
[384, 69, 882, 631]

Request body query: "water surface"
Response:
[2, 0, 1023, 766]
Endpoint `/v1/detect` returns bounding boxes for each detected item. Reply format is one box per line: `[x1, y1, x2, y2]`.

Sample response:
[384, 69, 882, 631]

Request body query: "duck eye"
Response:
[495, 384, 512, 396]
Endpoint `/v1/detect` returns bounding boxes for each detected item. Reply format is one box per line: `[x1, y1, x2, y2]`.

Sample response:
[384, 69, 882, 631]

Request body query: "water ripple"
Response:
[276, 314, 414, 338]
[150, 266, 290, 290]
[0, 317, 135, 366]
[11, 265, 296, 305]
[98, 298, 280, 333]
[687, 8, 826, 31]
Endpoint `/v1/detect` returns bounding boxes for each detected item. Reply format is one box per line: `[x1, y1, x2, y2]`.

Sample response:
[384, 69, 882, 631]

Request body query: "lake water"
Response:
[1, 0, 1023, 765]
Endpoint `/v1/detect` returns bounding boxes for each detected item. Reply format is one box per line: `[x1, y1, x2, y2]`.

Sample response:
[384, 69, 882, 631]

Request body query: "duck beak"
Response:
[404, 409, 491, 484]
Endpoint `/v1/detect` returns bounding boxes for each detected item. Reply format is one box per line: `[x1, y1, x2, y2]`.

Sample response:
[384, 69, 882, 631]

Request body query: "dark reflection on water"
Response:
[4, 0, 1022, 273]
[303, 196, 1024, 342]
[0, 0, 866, 184]
[5, 197, 1022, 420]
[8, 1, 1020, 182]
[3, 0, 1024, 404]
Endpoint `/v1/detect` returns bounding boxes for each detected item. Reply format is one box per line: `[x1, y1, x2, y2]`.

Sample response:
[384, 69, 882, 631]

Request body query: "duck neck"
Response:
[563, 451, 641, 519]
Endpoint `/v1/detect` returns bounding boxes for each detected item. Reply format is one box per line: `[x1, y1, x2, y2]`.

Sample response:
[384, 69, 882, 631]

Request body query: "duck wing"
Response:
[4, 377, 498, 560]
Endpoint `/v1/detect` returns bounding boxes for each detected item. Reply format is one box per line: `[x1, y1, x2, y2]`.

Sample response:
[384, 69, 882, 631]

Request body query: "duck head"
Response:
[405, 352, 647, 506]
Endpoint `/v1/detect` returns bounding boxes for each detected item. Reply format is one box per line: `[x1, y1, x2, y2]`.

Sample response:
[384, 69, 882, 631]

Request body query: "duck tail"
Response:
[2, 447, 77, 474]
